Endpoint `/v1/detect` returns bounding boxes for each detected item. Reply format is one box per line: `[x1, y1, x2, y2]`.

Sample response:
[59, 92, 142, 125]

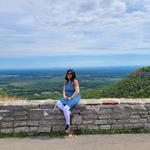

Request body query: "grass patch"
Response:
[0, 131, 65, 138]
[74, 128, 150, 135]
[0, 128, 150, 138]
[0, 95, 27, 103]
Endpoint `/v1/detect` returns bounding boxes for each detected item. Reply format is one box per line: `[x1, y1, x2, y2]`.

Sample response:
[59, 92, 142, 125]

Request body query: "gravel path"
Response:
[0, 134, 150, 150]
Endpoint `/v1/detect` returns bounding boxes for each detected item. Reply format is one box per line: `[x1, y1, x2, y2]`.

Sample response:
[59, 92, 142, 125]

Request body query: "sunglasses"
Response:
[67, 72, 72, 75]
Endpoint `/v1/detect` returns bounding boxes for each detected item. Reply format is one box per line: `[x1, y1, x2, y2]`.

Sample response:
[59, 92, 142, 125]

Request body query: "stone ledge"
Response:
[0, 98, 150, 106]
[1, 98, 150, 134]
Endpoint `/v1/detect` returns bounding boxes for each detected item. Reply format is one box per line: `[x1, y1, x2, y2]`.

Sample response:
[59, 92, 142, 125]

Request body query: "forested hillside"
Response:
[100, 66, 150, 98]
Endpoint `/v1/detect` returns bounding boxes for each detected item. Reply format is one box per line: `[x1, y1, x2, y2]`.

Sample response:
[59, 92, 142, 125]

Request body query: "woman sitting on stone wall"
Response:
[56, 69, 81, 134]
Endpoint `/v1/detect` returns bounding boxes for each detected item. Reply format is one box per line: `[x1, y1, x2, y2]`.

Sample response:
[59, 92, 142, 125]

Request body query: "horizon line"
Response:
[0, 65, 147, 71]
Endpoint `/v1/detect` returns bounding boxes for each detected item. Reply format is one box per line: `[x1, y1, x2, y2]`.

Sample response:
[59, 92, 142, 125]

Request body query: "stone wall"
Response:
[0, 98, 150, 134]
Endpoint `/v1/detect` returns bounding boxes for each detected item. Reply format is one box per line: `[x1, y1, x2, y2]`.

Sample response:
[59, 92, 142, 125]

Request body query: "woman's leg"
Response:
[63, 105, 71, 133]
[68, 94, 81, 108]
[63, 105, 71, 125]
[56, 100, 64, 111]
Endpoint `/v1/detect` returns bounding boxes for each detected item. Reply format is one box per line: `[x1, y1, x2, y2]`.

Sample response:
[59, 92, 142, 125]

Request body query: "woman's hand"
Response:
[67, 97, 72, 101]
[64, 96, 72, 101]
[64, 95, 68, 100]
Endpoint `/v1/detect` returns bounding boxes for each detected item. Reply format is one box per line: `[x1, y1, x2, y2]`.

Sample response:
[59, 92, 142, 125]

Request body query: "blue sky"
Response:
[0, 0, 150, 69]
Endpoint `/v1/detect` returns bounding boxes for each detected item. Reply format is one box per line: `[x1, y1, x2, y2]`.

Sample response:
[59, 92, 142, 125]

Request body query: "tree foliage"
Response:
[100, 66, 150, 98]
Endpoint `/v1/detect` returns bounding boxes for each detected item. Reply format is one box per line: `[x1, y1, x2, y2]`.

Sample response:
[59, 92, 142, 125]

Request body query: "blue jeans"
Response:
[60, 94, 80, 108]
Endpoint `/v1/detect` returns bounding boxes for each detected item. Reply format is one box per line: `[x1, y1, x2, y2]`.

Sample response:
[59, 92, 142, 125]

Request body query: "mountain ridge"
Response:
[101, 66, 150, 98]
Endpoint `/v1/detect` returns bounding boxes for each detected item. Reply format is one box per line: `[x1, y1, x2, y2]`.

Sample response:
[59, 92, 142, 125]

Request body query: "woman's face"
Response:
[67, 71, 73, 80]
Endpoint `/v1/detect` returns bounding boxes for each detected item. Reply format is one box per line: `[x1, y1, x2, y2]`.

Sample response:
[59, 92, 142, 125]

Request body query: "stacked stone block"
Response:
[0, 99, 150, 134]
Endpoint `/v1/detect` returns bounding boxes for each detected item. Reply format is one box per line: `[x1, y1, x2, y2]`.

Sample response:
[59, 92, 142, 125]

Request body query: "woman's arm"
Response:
[63, 82, 68, 99]
[69, 79, 80, 100]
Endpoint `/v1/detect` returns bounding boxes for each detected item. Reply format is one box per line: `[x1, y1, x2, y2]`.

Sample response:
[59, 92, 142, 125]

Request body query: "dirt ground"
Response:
[0, 134, 150, 150]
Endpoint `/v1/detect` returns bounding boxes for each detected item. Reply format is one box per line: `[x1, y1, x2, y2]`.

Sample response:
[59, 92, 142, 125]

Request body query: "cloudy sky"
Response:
[0, 0, 150, 69]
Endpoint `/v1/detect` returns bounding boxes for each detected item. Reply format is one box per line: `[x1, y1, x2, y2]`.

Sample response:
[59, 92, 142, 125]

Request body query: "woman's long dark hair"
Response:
[65, 69, 76, 81]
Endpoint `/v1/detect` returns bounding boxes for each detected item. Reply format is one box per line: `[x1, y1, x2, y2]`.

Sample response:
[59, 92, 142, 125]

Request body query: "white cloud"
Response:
[0, 0, 150, 57]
